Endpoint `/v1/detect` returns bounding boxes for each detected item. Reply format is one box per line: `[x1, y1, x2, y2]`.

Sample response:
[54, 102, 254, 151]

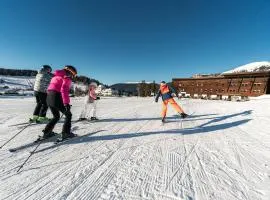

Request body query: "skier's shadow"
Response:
[7, 126, 88, 152]
[90, 114, 218, 123]
[18, 117, 251, 172]
[7, 134, 61, 152]
[68, 119, 251, 142]
[35, 110, 252, 153]
[198, 110, 252, 128]
[34, 130, 105, 153]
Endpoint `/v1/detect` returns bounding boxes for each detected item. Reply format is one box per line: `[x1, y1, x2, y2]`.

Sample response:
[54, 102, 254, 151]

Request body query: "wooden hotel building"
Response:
[173, 71, 270, 99]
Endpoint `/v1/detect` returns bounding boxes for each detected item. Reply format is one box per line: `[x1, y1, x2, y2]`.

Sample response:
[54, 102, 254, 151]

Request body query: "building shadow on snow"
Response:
[90, 114, 218, 123]
[35, 113, 251, 153]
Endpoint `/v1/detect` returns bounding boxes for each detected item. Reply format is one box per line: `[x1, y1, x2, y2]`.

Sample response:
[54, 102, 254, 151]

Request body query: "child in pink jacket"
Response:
[79, 82, 100, 121]
[42, 65, 77, 140]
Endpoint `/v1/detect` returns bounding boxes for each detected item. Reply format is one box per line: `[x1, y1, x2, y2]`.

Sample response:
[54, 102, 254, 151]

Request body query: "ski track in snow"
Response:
[0, 97, 270, 200]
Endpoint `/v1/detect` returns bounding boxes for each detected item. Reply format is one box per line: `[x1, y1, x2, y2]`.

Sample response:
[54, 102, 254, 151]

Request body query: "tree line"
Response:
[0, 68, 38, 76]
[137, 81, 176, 97]
[0, 68, 101, 85]
[138, 81, 159, 97]
[74, 75, 101, 85]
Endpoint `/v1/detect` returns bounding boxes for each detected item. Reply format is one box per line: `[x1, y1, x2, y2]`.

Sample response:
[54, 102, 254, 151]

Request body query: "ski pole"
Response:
[17, 140, 42, 172]
[16, 113, 65, 172]
[0, 123, 31, 149]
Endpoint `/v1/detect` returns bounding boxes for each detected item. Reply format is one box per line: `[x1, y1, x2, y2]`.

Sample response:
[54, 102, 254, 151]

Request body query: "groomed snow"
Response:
[0, 97, 270, 200]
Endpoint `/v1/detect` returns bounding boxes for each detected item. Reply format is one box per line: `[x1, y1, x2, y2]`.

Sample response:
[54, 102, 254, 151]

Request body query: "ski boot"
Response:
[61, 132, 77, 141]
[161, 117, 166, 123]
[78, 117, 87, 121]
[42, 130, 57, 139]
[180, 112, 188, 119]
[36, 116, 50, 123]
[29, 115, 39, 123]
[35, 130, 57, 142]
[90, 117, 99, 121]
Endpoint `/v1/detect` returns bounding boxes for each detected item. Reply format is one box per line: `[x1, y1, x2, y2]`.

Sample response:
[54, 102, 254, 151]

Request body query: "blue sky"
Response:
[0, 0, 270, 84]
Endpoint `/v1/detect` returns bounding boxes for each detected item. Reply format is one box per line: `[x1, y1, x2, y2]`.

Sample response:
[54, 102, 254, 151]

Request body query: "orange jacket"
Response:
[155, 83, 174, 102]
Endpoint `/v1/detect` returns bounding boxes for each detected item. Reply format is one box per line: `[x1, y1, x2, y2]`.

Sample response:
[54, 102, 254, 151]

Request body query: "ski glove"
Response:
[65, 104, 71, 112]
[96, 97, 100, 100]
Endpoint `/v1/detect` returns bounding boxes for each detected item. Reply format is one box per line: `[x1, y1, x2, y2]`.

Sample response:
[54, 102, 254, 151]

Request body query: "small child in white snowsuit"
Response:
[79, 82, 99, 121]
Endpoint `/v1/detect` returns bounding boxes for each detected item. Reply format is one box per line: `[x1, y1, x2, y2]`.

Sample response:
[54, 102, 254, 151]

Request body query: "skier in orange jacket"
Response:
[155, 81, 188, 122]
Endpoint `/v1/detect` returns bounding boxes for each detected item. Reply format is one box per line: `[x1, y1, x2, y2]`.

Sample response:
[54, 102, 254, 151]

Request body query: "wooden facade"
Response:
[173, 72, 270, 99]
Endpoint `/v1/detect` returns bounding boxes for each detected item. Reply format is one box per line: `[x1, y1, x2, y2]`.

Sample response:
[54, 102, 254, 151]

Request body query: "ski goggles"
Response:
[64, 67, 77, 78]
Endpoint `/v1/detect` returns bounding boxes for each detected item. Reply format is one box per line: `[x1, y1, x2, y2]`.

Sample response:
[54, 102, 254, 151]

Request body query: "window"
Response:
[253, 90, 261, 93]
[254, 83, 262, 87]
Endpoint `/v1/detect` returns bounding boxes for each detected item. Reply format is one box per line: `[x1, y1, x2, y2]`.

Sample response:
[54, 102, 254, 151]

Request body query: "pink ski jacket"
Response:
[47, 70, 72, 105]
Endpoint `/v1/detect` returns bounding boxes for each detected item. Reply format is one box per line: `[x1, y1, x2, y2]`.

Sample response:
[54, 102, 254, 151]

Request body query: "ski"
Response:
[9, 121, 49, 128]
[10, 115, 62, 127]
[54, 134, 78, 144]
[9, 122, 34, 127]
[184, 111, 195, 119]
[8, 133, 59, 152]
[33, 135, 50, 143]
[9, 142, 37, 152]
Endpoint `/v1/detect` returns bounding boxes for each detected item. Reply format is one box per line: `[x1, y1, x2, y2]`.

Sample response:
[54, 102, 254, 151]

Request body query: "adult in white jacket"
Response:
[79, 82, 100, 121]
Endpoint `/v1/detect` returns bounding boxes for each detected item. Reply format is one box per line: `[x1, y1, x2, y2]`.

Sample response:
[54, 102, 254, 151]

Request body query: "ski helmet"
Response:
[89, 82, 98, 88]
[42, 65, 52, 73]
[64, 65, 77, 78]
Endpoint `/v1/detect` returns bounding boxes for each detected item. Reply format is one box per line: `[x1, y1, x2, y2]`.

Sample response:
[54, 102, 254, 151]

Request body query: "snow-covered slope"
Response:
[223, 61, 270, 74]
[0, 75, 35, 93]
[73, 82, 88, 91]
[0, 97, 270, 200]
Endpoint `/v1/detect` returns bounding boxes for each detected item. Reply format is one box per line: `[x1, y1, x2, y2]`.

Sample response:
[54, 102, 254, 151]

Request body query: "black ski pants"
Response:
[33, 91, 48, 117]
[44, 91, 72, 135]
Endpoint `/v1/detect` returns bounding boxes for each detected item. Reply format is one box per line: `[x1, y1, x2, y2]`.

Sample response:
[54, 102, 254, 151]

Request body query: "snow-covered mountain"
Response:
[223, 61, 270, 74]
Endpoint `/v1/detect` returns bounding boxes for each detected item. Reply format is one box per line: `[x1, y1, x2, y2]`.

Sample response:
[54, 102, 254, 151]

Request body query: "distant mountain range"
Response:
[223, 61, 270, 74]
